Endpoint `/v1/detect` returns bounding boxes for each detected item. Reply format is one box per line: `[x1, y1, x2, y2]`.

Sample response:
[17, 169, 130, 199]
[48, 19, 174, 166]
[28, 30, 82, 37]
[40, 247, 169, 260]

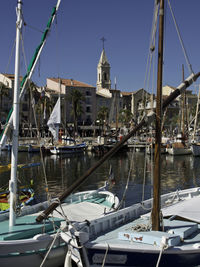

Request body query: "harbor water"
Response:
[0, 149, 200, 207]
[1, 149, 200, 267]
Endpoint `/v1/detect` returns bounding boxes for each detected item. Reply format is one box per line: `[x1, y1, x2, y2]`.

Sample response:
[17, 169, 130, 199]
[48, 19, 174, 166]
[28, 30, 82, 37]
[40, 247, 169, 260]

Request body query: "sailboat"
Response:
[167, 66, 192, 155]
[50, 1, 200, 266]
[166, 133, 192, 155]
[190, 85, 200, 156]
[0, 162, 38, 213]
[47, 94, 87, 155]
[0, 1, 119, 266]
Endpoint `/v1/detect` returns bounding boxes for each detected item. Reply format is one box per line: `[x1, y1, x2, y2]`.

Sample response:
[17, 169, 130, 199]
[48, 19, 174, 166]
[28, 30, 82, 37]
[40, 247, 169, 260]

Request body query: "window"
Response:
[86, 91, 91, 96]
[86, 115, 91, 124]
[86, 106, 91, 113]
[22, 103, 28, 111]
[86, 99, 91, 105]
[24, 94, 28, 101]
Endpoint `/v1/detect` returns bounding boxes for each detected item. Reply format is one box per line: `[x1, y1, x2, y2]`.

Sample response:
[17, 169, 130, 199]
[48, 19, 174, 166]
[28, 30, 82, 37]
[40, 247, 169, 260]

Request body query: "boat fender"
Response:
[61, 232, 73, 243]
[193, 243, 200, 249]
[75, 231, 89, 243]
[33, 233, 53, 241]
[64, 250, 72, 267]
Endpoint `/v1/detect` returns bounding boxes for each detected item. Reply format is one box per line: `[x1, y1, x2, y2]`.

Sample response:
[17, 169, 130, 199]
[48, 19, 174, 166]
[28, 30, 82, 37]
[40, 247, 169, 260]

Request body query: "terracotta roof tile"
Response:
[121, 91, 132, 96]
[49, 78, 95, 88]
[2, 73, 23, 80]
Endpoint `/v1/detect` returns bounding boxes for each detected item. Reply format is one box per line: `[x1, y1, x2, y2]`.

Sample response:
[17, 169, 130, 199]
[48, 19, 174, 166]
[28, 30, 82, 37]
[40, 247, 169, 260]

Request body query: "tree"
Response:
[97, 106, 109, 135]
[27, 81, 39, 126]
[68, 89, 85, 137]
[35, 90, 53, 127]
[0, 82, 9, 122]
[118, 108, 133, 127]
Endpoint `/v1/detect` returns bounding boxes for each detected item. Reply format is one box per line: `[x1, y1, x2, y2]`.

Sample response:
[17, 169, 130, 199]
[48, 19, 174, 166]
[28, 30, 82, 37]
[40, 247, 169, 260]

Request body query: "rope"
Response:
[49, 198, 82, 237]
[141, 0, 159, 121]
[156, 236, 169, 267]
[4, 40, 16, 76]
[101, 243, 109, 267]
[165, 189, 181, 205]
[116, 149, 135, 210]
[19, 24, 51, 202]
[130, 223, 151, 232]
[39, 228, 61, 267]
[142, 138, 149, 203]
[55, 12, 61, 81]
[29, 82, 51, 202]
[156, 247, 164, 267]
[167, 0, 194, 75]
[51, 198, 70, 221]
[24, 23, 44, 34]
[143, 0, 159, 91]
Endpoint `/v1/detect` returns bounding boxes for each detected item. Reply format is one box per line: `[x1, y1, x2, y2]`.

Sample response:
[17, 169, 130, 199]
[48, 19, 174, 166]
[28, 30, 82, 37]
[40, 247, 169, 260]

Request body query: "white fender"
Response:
[64, 250, 72, 267]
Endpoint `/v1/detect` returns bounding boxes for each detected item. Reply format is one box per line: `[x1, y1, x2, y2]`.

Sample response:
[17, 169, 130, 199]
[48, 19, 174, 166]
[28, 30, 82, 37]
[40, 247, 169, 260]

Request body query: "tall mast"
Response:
[152, 0, 164, 231]
[9, 0, 22, 227]
[114, 77, 118, 130]
[193, 85, 200, 141]
[181, 64, 185, 138]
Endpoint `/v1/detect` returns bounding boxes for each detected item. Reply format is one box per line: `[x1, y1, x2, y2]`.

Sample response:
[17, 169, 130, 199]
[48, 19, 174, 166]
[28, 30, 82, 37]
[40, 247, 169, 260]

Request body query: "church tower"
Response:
[97, 40, 111, 90]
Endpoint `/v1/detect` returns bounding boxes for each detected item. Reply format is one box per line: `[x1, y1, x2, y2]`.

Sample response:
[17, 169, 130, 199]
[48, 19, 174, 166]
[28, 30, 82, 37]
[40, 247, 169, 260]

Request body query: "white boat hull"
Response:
[0, 188, 119, 267]
[50, 143, 87, 155]
[64, 187, 200, 267]
[167, 147, 192, 155]
[0, 235, 67, 267]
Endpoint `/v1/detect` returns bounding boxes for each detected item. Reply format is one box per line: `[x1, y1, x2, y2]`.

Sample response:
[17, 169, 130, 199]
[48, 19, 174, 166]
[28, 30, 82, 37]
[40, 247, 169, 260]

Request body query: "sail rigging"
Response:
[36, 74, 200, 223]
[0, 0, 62, 150]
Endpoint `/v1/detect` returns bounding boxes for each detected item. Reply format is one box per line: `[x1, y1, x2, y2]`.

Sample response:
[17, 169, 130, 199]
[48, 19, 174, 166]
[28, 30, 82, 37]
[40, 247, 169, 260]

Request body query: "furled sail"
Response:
[47, 97, 61, 142]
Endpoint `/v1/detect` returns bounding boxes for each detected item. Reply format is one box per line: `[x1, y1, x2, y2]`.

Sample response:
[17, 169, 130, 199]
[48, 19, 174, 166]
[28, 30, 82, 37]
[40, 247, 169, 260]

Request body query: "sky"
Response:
[0, 0, 200, 94]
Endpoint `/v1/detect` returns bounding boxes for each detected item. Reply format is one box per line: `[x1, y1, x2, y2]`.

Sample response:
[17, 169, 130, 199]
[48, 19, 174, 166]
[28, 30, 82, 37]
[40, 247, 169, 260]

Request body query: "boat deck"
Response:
[0, 216, 63, 240]
[88, 217, 200, 251]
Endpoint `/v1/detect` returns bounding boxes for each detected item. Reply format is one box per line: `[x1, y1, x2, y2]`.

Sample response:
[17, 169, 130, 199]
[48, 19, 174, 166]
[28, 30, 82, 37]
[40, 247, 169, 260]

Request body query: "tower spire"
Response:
[97, 37, 111, 90]
[100, 37, 106, 49]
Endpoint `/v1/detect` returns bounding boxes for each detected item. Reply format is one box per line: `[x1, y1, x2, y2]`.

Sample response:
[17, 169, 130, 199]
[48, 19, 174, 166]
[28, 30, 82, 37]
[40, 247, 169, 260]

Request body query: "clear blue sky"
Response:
[0, 0, 200, 94]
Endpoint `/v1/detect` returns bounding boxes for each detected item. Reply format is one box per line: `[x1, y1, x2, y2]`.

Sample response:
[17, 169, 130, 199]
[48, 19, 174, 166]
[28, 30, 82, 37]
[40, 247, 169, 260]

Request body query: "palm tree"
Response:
[118, 108, 133, 127]
[97, 106, 109, 135]
[68, 89, 85, 137]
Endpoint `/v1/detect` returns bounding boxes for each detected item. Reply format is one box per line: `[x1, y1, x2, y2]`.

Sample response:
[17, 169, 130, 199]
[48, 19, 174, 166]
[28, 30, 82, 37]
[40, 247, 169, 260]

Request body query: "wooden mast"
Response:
[36, 0, 200, 223]
[152, 0, 164, 231]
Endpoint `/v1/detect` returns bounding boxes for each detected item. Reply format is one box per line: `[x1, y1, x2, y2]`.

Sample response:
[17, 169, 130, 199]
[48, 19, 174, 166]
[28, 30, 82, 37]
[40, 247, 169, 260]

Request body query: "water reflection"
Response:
[0, 150, 200, 206]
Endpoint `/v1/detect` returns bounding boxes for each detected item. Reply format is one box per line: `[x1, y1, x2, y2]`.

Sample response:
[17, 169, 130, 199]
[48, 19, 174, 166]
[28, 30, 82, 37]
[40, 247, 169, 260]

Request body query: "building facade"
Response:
[0, 73, 30, 125]
[46, 78, 96, 126]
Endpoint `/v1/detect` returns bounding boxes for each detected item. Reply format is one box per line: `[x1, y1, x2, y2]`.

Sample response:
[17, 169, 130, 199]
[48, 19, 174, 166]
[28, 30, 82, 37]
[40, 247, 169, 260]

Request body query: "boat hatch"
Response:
[164, 219, 198, 239]
[118, 230, 180, 247]
[118, 219, 198, 247]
